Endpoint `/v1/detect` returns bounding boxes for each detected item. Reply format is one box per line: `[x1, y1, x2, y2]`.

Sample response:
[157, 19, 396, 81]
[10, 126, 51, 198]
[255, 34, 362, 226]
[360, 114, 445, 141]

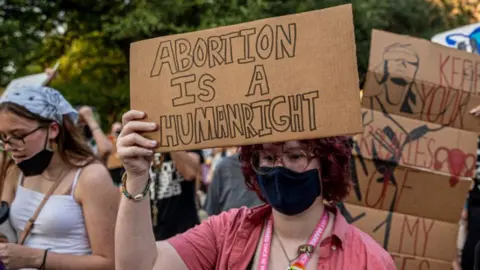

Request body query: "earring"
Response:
[50, 141, 58, 152]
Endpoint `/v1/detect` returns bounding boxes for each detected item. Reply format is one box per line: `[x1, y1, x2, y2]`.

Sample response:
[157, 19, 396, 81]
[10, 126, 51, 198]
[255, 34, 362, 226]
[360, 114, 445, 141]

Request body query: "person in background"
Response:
[148, 148, 203, 241]
[107, 122, 124, 186]
[204, 148, 224, 185]
[204, 150, 262, 216]
[77, 106, 112, 165]
[456, 105, 480, 270]
[114, 110, 395, 270]
[110, 122, 122, 137]
[0, 86, 117, 269]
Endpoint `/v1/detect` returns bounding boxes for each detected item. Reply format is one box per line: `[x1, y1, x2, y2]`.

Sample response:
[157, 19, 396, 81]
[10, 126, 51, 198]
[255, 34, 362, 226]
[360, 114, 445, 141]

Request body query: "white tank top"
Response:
[10, 169, 92, 255]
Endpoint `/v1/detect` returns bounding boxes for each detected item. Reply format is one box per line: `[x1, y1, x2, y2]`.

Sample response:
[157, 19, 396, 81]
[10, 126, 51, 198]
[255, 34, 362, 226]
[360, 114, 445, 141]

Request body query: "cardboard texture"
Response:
[347, 156, 472, 223]
[356, 109, 477, 180]
[391, 252, 453, 270]
[130, 4, 362, 152]
[362, 30, 480, 133]
[342, 203, 458, 262]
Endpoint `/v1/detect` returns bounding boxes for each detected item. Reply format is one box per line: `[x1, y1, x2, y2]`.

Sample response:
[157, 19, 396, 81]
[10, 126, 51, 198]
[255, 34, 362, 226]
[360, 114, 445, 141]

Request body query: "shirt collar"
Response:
[327, 205, 349, 248]
[247, 204, 349, 246]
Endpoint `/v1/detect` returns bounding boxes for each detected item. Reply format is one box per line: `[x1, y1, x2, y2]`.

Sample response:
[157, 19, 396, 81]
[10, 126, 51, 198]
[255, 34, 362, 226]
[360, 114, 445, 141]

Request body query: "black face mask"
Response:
[16, 132, 53, 177]
[257, 167, 321, 216]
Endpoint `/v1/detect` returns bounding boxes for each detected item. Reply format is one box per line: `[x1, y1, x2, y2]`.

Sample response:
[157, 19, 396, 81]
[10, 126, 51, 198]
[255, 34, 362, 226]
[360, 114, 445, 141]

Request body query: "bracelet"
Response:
[39, 248, 50, 270]
[121, 172, 151, 201]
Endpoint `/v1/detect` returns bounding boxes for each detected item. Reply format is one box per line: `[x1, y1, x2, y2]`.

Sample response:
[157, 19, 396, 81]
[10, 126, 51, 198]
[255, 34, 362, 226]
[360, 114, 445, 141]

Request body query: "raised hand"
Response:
[117, 110, 158, 181]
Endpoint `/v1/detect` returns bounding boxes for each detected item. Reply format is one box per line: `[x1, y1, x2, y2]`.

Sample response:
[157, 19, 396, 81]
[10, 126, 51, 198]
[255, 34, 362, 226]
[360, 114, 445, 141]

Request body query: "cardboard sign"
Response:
[341, 203, 458, 261]
[391, 252, 453, 270]
[356, 109, 477, 179]
[431, 22, 480, 55]
[362, 30, 480, 133]
[130, 4, 362, 152]
[346, 156, 472, 223]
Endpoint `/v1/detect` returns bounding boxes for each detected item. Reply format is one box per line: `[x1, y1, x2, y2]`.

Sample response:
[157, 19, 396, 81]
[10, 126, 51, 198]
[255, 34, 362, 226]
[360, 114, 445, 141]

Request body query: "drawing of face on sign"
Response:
[373, 43, 422, 115]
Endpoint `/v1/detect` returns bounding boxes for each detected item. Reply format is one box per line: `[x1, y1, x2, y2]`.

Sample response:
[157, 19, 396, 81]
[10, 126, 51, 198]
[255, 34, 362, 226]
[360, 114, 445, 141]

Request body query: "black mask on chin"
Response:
[16, 131, 54, 177]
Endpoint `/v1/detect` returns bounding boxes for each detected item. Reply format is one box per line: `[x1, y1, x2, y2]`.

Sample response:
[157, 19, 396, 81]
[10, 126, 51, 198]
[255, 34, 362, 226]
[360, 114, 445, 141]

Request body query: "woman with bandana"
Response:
[115, 110, 395, 270]
[0, 86, 118, 269]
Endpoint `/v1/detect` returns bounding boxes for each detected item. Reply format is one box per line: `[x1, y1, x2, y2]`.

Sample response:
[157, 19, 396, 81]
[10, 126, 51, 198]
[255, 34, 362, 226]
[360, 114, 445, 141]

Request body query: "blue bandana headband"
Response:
[0, 86, 78, 124]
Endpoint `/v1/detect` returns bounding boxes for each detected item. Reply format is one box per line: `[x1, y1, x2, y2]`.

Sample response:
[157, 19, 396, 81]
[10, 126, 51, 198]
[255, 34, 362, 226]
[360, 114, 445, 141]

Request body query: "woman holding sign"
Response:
[115, 110, 396, 270]
[0, 86, 117, 269]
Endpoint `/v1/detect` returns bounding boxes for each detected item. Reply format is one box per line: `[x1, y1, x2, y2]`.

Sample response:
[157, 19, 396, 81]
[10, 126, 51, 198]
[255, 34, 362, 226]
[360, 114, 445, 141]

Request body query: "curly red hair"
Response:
[239, 136, 353, 203]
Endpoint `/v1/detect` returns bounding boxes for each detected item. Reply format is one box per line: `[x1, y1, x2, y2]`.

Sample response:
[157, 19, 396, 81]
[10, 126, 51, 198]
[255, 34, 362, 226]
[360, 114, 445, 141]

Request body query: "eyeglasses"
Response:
[0, 126, 45, 149]
[250, 149, 316, 175]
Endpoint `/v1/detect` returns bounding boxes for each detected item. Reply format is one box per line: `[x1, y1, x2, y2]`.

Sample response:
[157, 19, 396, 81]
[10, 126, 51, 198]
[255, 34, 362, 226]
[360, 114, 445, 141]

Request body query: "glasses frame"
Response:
[0, 126, 45, 148]
[250, 148, 317, 175]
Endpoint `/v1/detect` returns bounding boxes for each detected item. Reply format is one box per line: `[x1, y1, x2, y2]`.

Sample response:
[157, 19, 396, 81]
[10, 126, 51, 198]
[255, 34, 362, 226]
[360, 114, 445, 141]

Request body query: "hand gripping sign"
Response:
[129, 4, 363, 153]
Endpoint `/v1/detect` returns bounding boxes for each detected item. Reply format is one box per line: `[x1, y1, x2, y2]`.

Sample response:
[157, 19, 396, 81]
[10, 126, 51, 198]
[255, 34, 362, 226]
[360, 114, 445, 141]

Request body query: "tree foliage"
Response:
[0, 0, 478, 127]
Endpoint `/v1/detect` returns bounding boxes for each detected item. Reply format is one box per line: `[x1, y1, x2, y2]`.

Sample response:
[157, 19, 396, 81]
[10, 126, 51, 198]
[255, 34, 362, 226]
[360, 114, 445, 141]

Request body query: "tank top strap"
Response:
[70, 168, 83, 196]
[17, 171, 23, 187]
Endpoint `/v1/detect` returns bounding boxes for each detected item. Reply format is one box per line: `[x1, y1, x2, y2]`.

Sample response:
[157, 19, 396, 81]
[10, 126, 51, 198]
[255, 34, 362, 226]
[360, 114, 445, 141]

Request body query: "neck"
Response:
[42, 152, 68, 180]
[272, 197, 326, 241]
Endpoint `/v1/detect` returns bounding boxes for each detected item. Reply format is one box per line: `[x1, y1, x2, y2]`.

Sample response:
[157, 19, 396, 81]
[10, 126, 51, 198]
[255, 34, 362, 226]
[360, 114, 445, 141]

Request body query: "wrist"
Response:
[26, 247, 45, 268]
[85, 117, 98, 128]
[124, 173, 151, 198]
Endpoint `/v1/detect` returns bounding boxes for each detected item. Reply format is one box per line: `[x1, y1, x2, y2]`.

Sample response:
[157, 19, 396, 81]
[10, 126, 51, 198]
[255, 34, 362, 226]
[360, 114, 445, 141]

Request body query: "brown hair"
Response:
[0, 151, 14, 190]
[239, 136, 352, 203]
[0, 102, 96, 168]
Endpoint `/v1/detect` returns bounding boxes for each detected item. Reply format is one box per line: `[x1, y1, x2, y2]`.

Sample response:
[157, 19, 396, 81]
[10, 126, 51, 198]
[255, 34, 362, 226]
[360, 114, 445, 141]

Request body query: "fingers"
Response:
[117, 146, 154, 158]
[120, 121, 157, 138]
[469, 105, 480, 116]
[118, 110, 158, 160]
[122, 110, 147, 127]
[118, 133, 157, 149]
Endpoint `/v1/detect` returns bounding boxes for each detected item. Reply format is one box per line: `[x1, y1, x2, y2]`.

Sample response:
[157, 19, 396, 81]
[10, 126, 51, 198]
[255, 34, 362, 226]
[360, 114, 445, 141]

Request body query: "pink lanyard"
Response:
[257, 211, 329, 270]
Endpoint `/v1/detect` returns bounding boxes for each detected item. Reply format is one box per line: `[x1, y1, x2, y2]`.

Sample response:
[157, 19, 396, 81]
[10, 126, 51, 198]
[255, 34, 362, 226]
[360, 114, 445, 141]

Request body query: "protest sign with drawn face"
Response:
[363, 30, 480, 133]
[373, 44, 421, 114]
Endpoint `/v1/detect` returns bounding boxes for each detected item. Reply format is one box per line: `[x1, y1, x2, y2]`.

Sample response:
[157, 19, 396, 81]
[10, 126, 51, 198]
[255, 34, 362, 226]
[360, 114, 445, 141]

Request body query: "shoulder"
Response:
[345, 225, 395, 269]
[216, 154, 240, 170]
[75, 162, 115, 200]
[79, 162, 111, 183]
[218, 154, 236, 166]
[168, 207, 250, 249]
[171, 206, 249, 242]
[205, 206, 250, 230]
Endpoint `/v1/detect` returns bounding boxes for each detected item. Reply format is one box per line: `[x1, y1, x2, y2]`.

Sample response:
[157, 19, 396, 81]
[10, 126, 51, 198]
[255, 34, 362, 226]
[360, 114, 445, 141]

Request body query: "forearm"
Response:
[115, 174, 157, 270]
[85, 118, 113, 161]
[170, 152, 199, 180]
[25, 248, 113, 270]
[46, 254, 113, 270]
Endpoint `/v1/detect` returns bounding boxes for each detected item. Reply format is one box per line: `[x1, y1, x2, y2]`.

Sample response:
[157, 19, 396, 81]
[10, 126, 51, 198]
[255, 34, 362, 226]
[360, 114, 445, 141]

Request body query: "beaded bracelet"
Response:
[121, 173, 151, 201]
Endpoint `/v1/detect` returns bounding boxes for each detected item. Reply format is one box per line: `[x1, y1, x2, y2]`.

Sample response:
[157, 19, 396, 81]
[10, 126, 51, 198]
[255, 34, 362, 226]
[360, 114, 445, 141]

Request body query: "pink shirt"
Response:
[168, 204, 396, 269]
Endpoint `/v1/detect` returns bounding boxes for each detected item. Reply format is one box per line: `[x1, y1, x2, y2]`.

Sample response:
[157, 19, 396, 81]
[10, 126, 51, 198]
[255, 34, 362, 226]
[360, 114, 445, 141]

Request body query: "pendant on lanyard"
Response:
[287, 263, 306, 270]
[257, 210, 330, 270]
